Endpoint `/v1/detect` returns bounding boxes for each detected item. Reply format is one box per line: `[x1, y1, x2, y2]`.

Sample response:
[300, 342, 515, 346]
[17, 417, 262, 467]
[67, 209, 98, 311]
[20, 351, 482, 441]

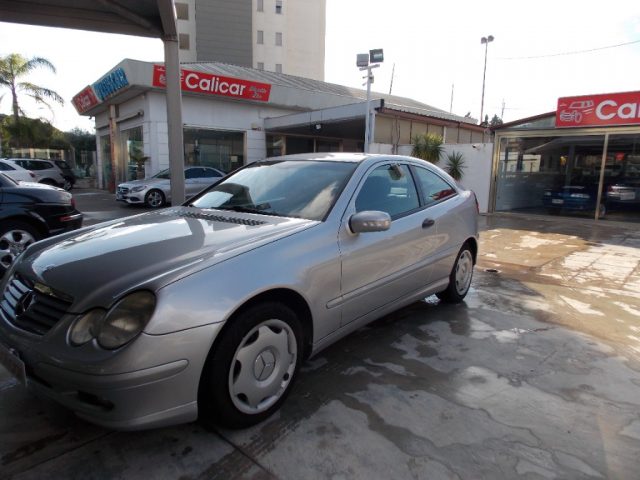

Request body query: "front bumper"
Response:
[116, 192, 145, 204]
[0, 322, 223, 430]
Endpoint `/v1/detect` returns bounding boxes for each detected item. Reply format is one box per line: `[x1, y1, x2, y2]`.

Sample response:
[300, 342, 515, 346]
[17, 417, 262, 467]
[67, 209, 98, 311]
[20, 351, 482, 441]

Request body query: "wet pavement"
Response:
[1, 195, 639, 479]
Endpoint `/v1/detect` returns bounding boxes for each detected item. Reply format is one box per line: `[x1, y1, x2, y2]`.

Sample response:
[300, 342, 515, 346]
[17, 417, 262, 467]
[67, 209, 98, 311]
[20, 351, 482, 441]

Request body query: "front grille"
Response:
[1, 274, 73, 335]
[117, 187, 129, 194]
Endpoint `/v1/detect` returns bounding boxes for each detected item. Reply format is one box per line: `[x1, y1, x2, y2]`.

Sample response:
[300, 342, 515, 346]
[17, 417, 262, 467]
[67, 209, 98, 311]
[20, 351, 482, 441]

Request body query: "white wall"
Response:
[442, 143, 493, 213]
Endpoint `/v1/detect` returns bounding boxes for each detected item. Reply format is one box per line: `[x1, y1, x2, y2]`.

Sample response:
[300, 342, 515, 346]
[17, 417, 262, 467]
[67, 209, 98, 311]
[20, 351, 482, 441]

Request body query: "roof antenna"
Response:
[388, 63, 395, 95]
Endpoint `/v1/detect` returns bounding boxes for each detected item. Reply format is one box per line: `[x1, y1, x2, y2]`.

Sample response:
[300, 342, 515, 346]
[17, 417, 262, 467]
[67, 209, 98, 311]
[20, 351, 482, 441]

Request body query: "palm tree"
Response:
[445, 151, 466, 181]
[0, 53, 64, 122]
[412, 133, 444, 164]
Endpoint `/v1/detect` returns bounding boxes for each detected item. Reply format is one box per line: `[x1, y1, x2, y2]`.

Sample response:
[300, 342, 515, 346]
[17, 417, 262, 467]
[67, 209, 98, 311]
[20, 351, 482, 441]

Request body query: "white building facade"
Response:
[176, 0, 325, 81]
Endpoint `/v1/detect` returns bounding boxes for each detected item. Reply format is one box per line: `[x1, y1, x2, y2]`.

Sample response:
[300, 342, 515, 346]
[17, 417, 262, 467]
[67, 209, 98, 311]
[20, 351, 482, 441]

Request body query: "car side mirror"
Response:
[349, 211, 391, 233]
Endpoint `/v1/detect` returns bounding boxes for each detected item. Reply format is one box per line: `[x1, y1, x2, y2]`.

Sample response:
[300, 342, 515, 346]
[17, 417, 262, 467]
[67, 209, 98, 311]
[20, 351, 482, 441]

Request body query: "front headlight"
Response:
[68, 291, 156, 349]
[131, 185, 147, 193]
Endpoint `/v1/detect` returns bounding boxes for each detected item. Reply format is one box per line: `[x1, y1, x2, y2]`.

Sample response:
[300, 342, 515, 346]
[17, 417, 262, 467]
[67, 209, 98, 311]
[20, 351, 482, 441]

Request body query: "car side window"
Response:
[0, 162, 13, 171]
[355, 164, 419, 218]
[202, 168, 222, 178]
[185, 168, 200, 179]
[413, 167, 457, 206]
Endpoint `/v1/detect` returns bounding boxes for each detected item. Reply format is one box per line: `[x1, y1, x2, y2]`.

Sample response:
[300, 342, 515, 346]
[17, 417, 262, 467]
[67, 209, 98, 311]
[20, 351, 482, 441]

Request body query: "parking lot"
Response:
[1, 190, 639, 479]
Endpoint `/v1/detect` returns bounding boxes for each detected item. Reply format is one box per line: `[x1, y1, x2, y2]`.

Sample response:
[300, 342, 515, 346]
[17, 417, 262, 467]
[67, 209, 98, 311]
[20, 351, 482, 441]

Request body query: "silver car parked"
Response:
[116, 166, 225, 208]
[0, 154, 479, 430]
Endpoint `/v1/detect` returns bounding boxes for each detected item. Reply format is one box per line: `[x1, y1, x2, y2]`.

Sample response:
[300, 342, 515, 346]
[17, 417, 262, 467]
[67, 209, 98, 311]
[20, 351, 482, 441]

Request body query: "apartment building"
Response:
[175, 0, 326, 81]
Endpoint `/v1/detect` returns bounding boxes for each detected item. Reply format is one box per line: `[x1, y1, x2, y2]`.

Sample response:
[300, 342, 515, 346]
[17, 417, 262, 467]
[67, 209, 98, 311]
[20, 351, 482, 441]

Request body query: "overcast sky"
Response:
[1, 0, 639, 132]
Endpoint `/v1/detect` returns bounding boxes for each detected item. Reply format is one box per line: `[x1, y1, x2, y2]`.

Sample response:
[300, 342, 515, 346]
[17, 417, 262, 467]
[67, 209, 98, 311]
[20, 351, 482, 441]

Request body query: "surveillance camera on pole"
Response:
[357, 49, 383, 153]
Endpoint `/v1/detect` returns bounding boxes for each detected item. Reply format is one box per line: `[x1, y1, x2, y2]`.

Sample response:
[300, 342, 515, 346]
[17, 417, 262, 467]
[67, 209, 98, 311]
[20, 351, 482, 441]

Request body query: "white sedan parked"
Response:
[0, 159, 36, 183]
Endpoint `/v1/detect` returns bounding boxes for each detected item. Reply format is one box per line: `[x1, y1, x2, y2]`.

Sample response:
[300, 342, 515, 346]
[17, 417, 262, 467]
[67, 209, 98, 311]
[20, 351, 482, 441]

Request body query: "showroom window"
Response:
[275, 63, 282, 73]
[183, 128, 244, 173]
[121, 126, 144, 181]
[275, 32, 282, 46]
[276, 0, 282, 14]
[495, 134, 607, 218]
[257, 30, 264, 44]
[257, 0, 263, 12]
[257, 62, 264, 70]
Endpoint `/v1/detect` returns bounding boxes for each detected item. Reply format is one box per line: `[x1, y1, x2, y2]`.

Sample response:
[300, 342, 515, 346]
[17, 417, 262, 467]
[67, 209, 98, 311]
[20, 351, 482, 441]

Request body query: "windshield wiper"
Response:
[216, 205, 282, 217]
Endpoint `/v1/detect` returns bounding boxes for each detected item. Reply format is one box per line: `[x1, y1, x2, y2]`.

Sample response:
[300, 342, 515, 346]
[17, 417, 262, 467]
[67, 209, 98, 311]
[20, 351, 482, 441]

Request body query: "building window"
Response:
[257, 30, 264, 44]
[175, 2, 189, 20]
[275, 0, 282, 14]
[257, 0, 263, 12]
[257, 62, 264, 71]
[275, 32, 282, 46]
[275, 64, 282, 74]
[179, 33, 190, 50]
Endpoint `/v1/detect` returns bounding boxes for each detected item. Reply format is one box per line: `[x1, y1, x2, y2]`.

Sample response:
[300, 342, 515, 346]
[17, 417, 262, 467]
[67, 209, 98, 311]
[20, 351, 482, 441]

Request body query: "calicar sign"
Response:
[556, 91, 640, 128]
[152, 65, 271, 102]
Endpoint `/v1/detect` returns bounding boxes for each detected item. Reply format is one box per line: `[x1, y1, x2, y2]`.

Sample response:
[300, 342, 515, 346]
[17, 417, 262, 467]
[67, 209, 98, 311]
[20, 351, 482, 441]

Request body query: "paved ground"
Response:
[1, 190, 639, 479]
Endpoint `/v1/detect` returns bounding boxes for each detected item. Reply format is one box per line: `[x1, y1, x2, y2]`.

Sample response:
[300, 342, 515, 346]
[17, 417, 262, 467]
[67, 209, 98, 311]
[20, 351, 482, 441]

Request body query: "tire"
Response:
[199, 302, 302, 429]
[0, 221, 41, 271]
[144, 189, 165, 208]
[63, 178, 73, 191]
[436, 243, 474, 304]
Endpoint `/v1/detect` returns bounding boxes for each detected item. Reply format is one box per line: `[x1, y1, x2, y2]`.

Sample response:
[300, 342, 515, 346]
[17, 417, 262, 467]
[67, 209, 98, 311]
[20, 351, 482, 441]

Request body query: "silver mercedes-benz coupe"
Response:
[0, 153, 479, 430]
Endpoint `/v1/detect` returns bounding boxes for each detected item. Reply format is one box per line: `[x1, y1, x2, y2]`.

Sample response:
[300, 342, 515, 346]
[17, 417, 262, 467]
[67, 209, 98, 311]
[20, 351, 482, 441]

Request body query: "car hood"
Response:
[15, 207, 317, 310]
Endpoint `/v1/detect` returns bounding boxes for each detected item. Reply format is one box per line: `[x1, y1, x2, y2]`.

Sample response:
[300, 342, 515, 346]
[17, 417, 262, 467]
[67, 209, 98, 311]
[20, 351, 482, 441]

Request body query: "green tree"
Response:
[0, 53, 64, 122]
[489, 114, 503, 127]
[445, 151, 466, 181]
[412, 133, 444, 164]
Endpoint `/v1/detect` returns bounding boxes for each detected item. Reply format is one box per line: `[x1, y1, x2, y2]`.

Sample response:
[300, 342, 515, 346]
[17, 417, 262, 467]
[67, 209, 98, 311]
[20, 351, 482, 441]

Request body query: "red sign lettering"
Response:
[152, 65, 271, 102]
[557, 91, 640, 128]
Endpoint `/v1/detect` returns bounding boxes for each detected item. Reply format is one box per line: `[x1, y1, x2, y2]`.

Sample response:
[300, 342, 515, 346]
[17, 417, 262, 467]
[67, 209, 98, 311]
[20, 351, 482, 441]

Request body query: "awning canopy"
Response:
[0, 0, 186, 203]
[0, 0, 176, 38]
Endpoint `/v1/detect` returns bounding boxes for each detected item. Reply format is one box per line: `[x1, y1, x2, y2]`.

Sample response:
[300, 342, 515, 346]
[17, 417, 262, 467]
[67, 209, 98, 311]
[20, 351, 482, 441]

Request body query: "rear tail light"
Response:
[29, 171, 36, 178]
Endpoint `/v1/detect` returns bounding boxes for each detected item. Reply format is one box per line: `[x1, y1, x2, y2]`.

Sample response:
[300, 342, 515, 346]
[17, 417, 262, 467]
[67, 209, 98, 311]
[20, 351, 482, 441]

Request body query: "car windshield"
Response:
[190, 160, 357, 221]
[152, 169, 171, 180]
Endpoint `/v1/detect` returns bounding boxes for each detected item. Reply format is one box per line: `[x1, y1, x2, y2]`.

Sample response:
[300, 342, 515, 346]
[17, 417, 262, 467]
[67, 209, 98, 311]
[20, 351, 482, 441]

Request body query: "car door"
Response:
[184, 168, 202, 198]
[338, 162, 441, 325]
[410, 164, 466, 283]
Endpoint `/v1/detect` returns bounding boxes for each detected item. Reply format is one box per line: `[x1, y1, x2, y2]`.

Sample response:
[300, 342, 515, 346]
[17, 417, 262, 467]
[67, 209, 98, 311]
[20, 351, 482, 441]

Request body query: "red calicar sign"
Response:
[556, 91, 640, 128]
[152, 65, 271, 102]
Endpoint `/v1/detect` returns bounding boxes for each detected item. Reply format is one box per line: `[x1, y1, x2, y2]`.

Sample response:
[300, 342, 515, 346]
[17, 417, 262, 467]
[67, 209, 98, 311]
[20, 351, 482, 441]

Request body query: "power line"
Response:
[498, 38, 640, 60]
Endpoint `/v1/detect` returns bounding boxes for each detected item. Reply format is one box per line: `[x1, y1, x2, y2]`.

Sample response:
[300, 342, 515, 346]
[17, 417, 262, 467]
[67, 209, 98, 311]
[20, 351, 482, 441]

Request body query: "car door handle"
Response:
[422, 218, 435, 229]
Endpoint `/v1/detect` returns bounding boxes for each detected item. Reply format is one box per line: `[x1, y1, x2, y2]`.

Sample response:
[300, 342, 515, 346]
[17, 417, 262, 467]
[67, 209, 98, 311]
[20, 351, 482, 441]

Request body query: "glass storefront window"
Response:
[100, 134, 114, 191]
[495, 132, 640, 223]
[121, 126, 144, 181]
[602, 134, 640, 223]
[495, 135, 606, 218]
[183, 128, 244, 173]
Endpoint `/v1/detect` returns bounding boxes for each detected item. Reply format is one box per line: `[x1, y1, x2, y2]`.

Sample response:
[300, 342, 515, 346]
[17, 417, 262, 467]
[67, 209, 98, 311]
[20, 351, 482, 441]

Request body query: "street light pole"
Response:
[480, 35, 494, 125]
[357, 50, 383, 153]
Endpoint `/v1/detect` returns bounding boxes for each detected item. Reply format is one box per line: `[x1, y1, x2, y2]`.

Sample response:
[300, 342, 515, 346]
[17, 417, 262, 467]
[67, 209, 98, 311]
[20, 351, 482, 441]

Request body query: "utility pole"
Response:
[450, 83, 454, 113]
[389, 63, 395, 95]
[480, 35, 495, 125]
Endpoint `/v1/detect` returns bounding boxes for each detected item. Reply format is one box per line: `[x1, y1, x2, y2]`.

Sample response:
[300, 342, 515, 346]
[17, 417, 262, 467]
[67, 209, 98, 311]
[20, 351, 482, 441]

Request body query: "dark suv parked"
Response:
[0, 173, 83, 272]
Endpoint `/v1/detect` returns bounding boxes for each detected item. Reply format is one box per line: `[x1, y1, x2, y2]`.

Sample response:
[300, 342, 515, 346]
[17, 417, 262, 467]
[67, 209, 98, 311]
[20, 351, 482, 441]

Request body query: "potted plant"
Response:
[445, 151, 466, 181]
[412, 133, 444, 164]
